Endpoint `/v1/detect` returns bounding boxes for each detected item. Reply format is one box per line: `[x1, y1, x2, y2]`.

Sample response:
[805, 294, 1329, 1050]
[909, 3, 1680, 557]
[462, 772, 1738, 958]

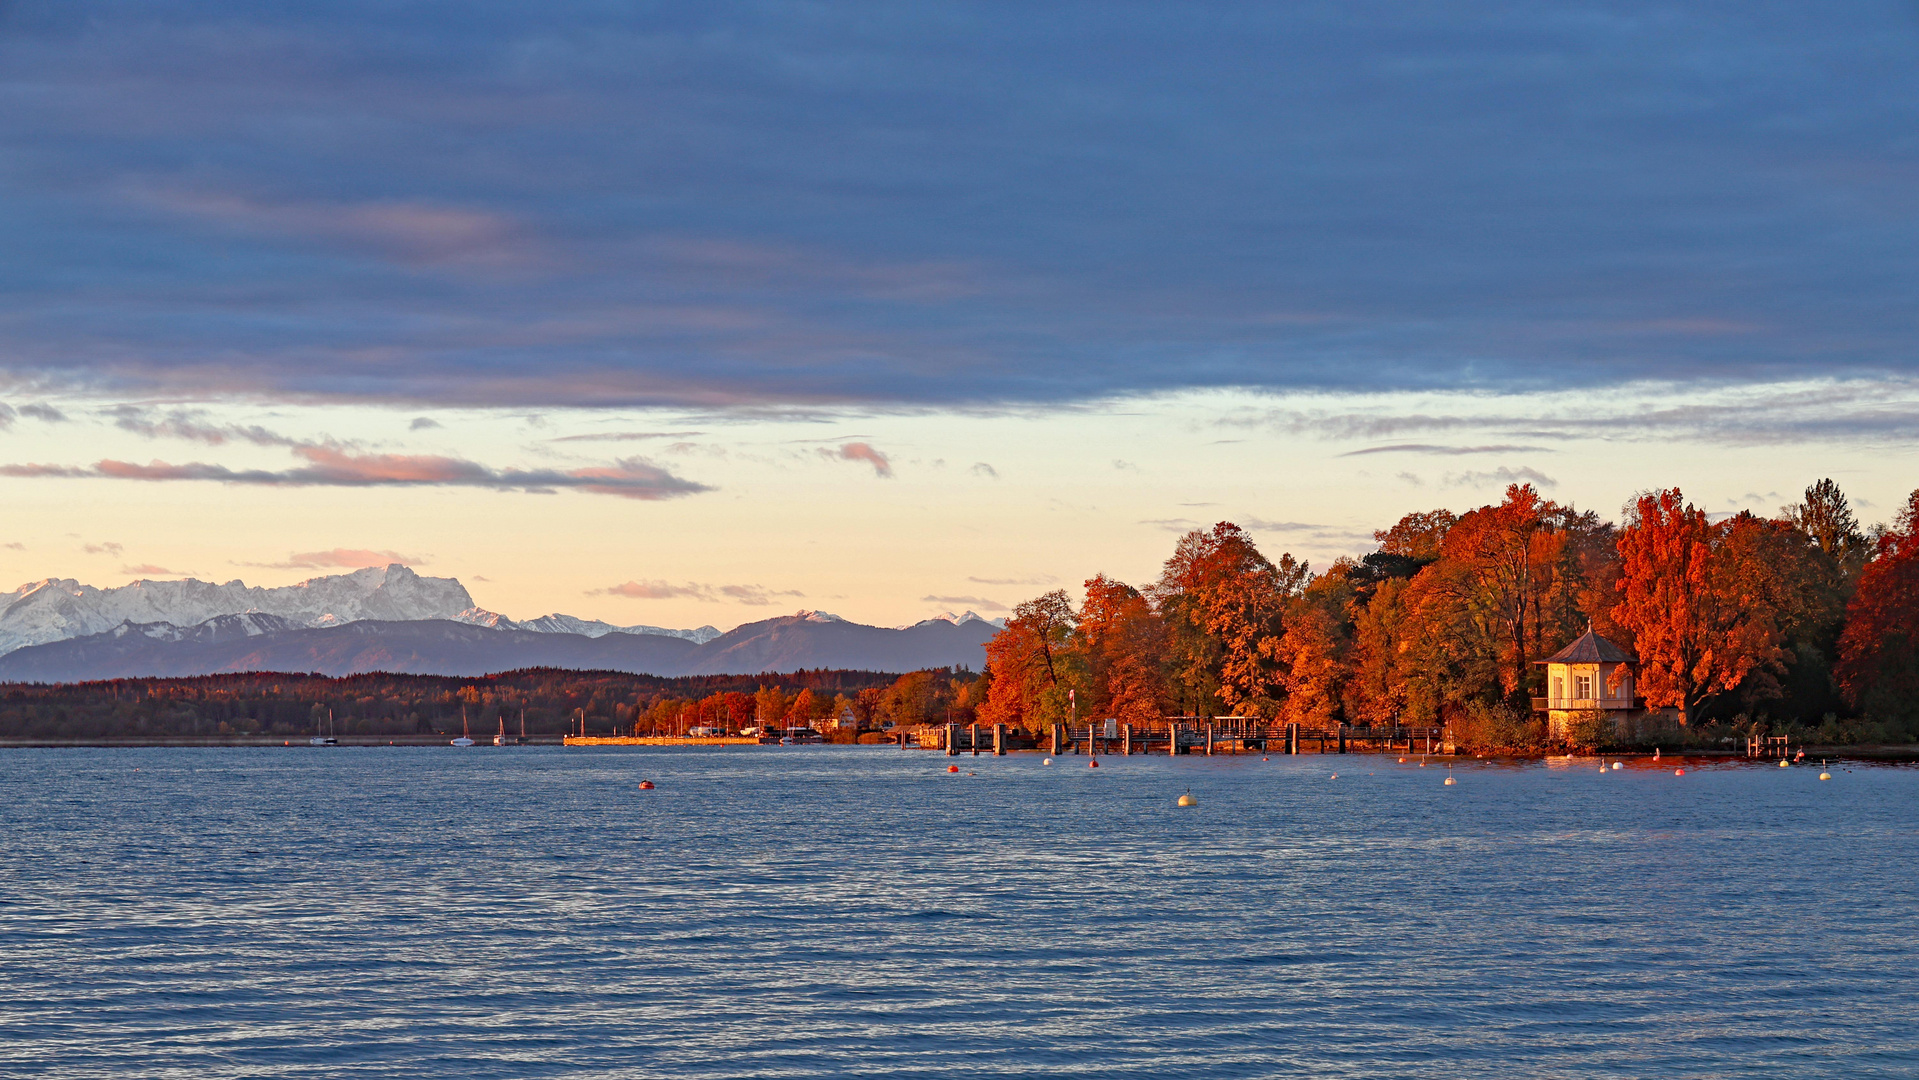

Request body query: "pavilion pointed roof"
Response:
[1537, 629, 1635, 665]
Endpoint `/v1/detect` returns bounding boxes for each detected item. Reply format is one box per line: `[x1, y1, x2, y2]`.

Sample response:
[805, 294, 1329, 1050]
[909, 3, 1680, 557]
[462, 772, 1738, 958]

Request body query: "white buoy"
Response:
[1443, 776, 1457, 786]
[1612, 762, 1622, 770]
[1330, 773, 1338, 779]
[1042, 758, 1052, 765]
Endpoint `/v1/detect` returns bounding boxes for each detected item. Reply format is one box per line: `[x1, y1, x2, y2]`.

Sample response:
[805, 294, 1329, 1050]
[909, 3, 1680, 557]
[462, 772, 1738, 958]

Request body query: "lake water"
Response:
[1, 746, 1915, 1078]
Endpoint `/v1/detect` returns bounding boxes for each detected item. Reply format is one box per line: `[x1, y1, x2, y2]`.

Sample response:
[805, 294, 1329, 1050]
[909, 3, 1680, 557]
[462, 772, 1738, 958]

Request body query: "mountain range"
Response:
[0, 566, 1001, 683]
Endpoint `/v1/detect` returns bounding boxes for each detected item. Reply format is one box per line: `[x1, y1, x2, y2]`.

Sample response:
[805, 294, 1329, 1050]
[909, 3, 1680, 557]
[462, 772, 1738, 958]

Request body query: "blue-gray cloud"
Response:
[3, 3, 1918, 407]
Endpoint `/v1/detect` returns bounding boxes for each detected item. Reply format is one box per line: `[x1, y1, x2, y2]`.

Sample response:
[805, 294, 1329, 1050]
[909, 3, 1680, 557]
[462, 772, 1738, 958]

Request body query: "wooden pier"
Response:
[565, 735, 765, 746]
[907, 718, 1447, 756]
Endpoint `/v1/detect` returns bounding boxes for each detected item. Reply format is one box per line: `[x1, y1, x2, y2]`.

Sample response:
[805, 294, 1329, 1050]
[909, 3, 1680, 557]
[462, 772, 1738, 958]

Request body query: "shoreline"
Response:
[0, 737, 1914, 761]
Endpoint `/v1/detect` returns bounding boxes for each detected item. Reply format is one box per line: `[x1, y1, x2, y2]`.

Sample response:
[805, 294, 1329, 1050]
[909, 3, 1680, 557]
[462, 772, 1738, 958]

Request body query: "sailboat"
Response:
[451, 706, 476, 747]
[310, 707, 338, 746]
[494, 716, 507, 747]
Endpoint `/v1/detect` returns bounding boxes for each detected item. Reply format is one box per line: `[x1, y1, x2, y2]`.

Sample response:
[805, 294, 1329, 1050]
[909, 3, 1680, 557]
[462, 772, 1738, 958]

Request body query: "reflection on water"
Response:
[1, 747, 1915, 1078]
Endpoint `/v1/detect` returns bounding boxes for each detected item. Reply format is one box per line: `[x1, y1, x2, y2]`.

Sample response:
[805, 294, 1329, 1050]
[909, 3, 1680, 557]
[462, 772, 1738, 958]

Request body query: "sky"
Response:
[3, 2, 1919, 629]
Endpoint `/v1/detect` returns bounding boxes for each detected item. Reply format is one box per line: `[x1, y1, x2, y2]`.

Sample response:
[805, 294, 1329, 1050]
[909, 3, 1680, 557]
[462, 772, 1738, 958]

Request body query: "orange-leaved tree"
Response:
[978, 590, 1076, 731]
[1611, 490, 1795, 723]
[1074, 574, 1170, 725]
[1153, 522, 1306, 718]
[1835, 490, 1919, 729]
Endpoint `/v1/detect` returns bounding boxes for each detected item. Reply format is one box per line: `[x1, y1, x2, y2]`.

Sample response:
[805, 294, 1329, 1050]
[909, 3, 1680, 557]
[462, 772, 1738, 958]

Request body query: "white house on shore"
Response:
[1533, 629, 1638, 739]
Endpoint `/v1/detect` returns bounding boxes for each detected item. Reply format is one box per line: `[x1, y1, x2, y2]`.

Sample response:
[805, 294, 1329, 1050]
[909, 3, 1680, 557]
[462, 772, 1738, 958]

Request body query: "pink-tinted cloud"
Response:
[84, 541, 125, 556]
[240, 548, 425, 571]
[829, 442, 892, 478]
[2, 445, 710, 500]
[122, 563, 187, 577]
[130, 187, 540, 270]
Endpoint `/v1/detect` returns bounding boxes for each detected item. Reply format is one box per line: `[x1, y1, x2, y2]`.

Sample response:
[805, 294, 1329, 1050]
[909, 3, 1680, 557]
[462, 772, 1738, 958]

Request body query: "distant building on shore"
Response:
[1533, 629, 1639, 739]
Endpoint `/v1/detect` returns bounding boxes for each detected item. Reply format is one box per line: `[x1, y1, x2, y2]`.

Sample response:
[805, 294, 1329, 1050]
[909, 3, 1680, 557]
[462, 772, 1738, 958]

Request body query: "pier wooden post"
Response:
[1287, 722, 1298, 755]
[1122, 724, 1131, 756]
[1169, 722, 1179, 756]
[946, 723, 960, 756]
[1338, 724, 1347, 754]
[970, 722, 980, 756]
[1205, 724, 1214, 756]
[994, 723, 1005, 756]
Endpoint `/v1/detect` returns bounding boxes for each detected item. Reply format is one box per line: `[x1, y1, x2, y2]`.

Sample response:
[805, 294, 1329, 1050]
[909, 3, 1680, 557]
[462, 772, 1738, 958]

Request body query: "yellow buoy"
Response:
[1780, 759, 1791, 768]
[1819, 771, 1832, 781]
[1177, 792, 1197, 807]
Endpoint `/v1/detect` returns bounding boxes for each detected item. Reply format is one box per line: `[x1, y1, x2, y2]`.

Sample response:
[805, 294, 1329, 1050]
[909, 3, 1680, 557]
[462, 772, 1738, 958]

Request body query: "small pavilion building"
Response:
[1533, 629, 1638, 739]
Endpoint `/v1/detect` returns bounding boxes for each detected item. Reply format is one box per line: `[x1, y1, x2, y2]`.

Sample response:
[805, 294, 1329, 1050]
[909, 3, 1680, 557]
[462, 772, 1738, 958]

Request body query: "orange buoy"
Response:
[1089, 759, 1100, 768]
[948, 764, 960, 772]
[638, 780, 655, 790]
[1674, 768, 1685, 776]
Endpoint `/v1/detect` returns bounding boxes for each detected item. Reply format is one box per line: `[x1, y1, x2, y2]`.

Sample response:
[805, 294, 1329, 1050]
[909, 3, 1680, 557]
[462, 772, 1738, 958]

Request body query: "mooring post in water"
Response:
[1204, 724, 1213, 756]
[946, 723, 960, 756]
[1169, 722, 1179, 756]
[1122, 723, 1131, 756]
[1338, 724, 1347, 754]
[970, 722, 979, 756]
[994, 723, 1005, 756]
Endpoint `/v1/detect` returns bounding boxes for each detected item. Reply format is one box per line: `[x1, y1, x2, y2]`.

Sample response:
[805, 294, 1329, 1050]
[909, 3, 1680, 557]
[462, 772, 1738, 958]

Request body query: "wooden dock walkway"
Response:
[564, 735, 765, 746]
[908, 719, 1447, 756]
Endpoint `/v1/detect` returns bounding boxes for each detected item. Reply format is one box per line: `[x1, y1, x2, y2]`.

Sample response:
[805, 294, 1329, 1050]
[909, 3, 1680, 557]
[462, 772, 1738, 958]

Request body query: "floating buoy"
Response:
[1042, 758, 1053, 765]
[1674, 768, 1685, 776]
[1177, 792, 1197, 807]
[1398, 757, 1406, 763]
[1653, 748, 1661, 760]
[1819, 770, 1832, 781]
[638, 780, 654, 790]
[1088, 759, 1100, 768]
[1261, 756, 1269, 761]
[1443, 776, 1457, 786]
[1779, 759, 1791, 768]
[1612, 762, 1622, 770]
[1329, 773, 1338, 779]
[948, 764, 959, 773]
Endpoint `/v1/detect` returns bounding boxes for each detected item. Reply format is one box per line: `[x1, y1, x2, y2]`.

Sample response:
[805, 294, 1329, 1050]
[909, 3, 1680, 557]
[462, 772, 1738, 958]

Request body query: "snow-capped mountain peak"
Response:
[797, 610, 846, 624]
[0, 564, 472, 656]
[452, 607, 721, 644]
[904, 610, 1004, 630]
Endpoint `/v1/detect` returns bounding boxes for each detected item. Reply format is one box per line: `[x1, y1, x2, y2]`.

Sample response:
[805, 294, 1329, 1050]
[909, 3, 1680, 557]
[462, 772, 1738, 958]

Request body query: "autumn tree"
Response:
[1611, 490, 1813, 723]
[1835, 490, 1919, 731]
[978, 590, 1078, 731]
[1153, 523, 1306, 718]
[1073, 574, 1170, 725]
[1273, 566, 1357, 725]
